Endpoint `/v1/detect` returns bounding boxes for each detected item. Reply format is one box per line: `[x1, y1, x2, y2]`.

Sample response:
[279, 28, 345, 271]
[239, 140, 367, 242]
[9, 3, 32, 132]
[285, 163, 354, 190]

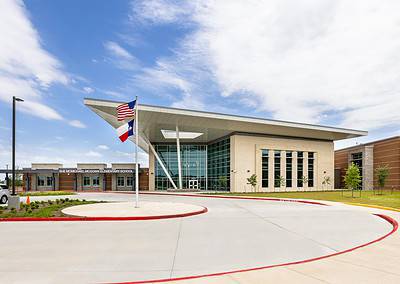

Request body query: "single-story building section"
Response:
[84, 98, 367, 192]
[0, 163, 149, 191]
[335, 136, 400, 190]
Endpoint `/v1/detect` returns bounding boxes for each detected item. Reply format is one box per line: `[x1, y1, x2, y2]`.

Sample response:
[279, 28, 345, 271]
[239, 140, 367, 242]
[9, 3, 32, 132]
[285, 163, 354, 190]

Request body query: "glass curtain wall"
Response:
[207, 137, 230, 191]
[155, 144, 207, 190]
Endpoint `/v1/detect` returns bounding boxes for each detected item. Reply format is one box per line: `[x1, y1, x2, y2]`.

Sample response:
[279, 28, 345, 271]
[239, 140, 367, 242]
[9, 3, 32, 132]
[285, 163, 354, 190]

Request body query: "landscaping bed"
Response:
[19, 191, 76, 197]
[0, 198, 100, 218]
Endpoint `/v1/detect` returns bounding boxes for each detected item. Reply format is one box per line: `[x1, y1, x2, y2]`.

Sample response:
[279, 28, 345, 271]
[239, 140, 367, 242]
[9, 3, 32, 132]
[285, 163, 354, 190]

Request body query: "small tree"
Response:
[344, 162, 361, 197]
[322, 176, 331, 190]
[218, 176, 228, 190]
[301, 176, 309, 191]
[375, 165, 389, 195]
[277, 176, 286, 191]
[246, 174, 257, 192]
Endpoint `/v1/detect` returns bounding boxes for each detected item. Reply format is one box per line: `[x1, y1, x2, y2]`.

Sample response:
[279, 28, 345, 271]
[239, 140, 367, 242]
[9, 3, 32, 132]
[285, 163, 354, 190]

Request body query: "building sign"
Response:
[59, 169, 134, 174]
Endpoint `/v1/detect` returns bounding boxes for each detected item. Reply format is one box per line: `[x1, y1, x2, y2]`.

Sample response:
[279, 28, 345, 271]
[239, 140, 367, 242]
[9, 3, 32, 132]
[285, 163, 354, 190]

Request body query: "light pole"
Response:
[12, 96, 24, 196]
[5, 164, 9, 188]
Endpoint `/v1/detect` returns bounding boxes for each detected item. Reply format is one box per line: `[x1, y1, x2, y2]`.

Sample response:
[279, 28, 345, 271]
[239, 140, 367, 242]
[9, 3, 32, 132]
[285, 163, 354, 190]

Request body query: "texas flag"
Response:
[117, 119, 135, 142]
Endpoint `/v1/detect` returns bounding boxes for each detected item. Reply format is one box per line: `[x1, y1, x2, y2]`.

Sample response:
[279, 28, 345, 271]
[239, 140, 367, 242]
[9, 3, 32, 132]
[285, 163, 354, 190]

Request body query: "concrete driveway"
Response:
[0, 192, 396, 284]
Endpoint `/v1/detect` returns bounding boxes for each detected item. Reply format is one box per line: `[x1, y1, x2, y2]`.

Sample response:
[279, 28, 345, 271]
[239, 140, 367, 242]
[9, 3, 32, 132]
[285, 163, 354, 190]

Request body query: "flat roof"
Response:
[84, 98, 367, 152]
[335, 135, 400, 152]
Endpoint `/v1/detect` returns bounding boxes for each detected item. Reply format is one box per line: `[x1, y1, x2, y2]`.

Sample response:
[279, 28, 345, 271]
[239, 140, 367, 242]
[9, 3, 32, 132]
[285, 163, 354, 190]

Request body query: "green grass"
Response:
[0, 198, 100, 218]
[19, 191, 76, 196]
[210, 190, 400, 210]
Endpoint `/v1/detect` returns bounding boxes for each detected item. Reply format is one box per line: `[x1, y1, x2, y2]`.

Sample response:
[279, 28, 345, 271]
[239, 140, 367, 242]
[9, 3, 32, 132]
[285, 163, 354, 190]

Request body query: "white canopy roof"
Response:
[84, 98, 367, 153]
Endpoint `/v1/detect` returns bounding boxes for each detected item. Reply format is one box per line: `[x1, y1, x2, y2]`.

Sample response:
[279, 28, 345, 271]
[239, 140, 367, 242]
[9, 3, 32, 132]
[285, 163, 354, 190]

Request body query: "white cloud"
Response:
[104, 41, 134, 60]
[83, 86, 94, 94]
[130, 0, 193, 25]
[104, 41, 138, 70]
[85, 151, 102, 158]
[132, 0, 400, 131]
[0, 0, 68, 120]
[101, 89, 126, 99]
[69, 120, 86, 128]
[97, 145, 109, 150]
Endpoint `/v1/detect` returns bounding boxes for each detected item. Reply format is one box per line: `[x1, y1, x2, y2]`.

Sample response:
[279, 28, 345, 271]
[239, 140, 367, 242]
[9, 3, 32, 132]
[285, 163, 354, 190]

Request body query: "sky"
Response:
[1, 0, 400, 172]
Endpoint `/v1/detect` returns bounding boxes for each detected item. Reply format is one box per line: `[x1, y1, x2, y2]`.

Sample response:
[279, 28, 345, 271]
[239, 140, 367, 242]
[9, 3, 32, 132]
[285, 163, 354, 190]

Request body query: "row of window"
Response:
[83, 176, 134, 187]
[37, 175, 134, 187]
[37, 176, 53, 187]
[261, 150, 315, 188]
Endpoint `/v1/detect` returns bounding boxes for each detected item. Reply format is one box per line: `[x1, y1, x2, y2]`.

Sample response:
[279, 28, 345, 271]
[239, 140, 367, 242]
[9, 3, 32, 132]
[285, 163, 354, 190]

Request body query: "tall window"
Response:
[117, 176, 125, 187]
[127, 176, 134, 187]
[308, 152, 314, 187]
[37, 176, 45, 186]
[92, 176, 99, 186]
[297, 152, 304, 187]
[83, 176, 90, 186]
[351, 152, 363, 189]
[46, 176, 53, 186]
[286, 151, 292, 187]
[274, 151, 281, 187]
[261, 149, 269, 187]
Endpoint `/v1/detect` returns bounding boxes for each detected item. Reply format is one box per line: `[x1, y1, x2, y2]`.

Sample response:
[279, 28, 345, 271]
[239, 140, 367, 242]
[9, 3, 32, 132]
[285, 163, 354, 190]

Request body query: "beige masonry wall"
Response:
[148, 150, 156, 191]
[230, 134, 334, 192]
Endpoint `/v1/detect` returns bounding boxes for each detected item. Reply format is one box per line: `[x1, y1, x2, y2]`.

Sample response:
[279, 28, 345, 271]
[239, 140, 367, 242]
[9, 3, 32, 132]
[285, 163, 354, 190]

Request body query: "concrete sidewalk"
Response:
[0, 193, 397, 284]
[168, 201, 400, 284]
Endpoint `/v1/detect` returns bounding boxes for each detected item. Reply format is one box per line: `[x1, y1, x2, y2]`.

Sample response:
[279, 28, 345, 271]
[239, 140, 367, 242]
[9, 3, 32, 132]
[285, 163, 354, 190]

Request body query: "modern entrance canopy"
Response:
[84, 98, 367, 153]
[85, 98, 367, 191]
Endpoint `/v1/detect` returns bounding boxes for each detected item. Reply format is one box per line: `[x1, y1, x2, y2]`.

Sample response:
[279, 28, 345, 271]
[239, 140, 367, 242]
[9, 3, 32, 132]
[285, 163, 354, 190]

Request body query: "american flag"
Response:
[117, 100, 136, 121]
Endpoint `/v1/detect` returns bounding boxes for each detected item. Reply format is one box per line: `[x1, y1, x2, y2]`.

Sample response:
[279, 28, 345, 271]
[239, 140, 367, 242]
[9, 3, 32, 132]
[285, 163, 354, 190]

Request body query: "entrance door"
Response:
[188, 179, 199, 190]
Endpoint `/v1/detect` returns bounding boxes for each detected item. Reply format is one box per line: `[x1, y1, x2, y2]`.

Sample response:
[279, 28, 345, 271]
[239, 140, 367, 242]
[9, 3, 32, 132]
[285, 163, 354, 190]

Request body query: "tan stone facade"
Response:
[148, 134, 334, 192]
[231, 134, 334, 192]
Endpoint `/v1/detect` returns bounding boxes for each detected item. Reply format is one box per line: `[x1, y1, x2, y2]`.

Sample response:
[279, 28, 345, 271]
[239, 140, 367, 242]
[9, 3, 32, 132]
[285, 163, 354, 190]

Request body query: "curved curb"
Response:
[344, 202, 400, 212]
[119, 191, 330, 206]
[106, 213, 397, 284]
[0, 206, 208, 222]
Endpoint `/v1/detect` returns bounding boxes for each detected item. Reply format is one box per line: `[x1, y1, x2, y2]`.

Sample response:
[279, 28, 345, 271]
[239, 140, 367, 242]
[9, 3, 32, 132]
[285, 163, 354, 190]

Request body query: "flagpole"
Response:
[135, 96, 139, 208]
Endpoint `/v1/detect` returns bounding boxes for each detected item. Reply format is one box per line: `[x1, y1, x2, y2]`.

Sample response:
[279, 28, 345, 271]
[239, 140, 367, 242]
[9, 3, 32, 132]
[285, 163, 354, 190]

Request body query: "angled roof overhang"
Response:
[84, 98, 367, 153]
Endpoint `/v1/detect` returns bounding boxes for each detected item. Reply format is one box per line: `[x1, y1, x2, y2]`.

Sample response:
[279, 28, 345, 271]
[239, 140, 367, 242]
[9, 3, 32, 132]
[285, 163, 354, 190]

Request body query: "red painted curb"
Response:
[108, 213, 398, 284]
[0, 207, 208, 222]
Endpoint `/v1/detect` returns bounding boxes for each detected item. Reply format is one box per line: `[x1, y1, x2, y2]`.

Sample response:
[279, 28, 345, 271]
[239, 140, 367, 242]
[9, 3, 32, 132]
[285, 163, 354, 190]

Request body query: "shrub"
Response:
[10, 208, 16, 213]
[246, 174, 257, 191]
[375, 165, 389, 189]
[344, 162, 361, 191]
[27, 209, 32, 214]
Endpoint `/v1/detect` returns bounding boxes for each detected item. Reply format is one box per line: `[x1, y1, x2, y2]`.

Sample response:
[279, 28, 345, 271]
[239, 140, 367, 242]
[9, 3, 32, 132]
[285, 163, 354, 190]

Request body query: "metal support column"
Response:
[176, 125, 183, 189]
[148, 141, 178, 190]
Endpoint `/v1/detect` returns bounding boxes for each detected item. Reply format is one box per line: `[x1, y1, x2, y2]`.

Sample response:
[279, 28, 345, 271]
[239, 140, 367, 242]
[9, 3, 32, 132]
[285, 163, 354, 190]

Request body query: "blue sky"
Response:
[1, 0, 400, 171]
